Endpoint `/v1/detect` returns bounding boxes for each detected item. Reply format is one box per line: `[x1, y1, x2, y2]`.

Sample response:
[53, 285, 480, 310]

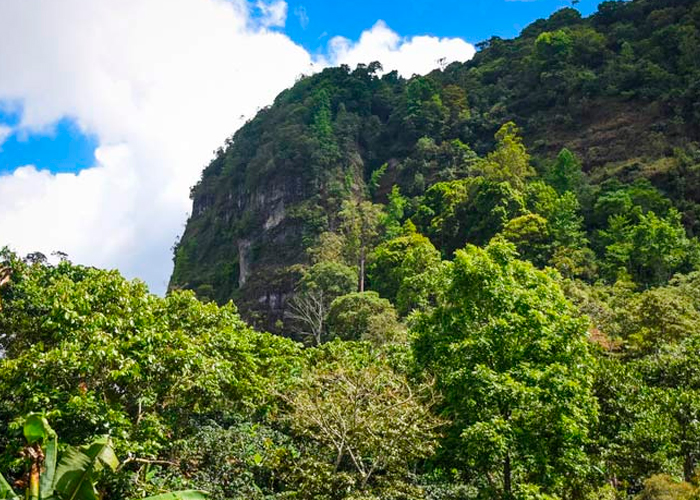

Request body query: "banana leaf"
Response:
[53, 437, 117, 500]
[0, 473, 19, 500]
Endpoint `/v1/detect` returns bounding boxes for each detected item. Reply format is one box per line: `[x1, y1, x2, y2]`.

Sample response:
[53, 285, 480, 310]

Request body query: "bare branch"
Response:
[287, 288, 327, 346]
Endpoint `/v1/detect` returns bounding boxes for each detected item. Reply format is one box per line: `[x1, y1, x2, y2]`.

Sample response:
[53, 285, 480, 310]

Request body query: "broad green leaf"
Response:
[140, 491, 209, 500]
[40, 432, 58, 499]
[0, 473, 19, 500]
[54, 438, 118, 500]
[81, 437, 119, 472]
[23, 414, 53, 445]
[53, 446, 99, 500]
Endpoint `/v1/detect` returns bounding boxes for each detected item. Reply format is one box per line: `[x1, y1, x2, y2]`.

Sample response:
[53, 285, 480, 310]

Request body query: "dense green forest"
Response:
[170, 0, 700, 330]
[3, 0, 700, 498]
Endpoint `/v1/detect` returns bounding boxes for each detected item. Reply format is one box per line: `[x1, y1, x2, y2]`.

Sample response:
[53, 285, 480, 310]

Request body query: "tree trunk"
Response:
[681, 423, 694, 482]
[359, 245, 365, 292]
[684, 451, 695, 483]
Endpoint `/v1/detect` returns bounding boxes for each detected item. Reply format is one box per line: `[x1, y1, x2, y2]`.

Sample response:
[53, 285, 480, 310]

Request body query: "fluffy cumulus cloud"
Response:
[0, 0, 475, 293]
[0, 0, 314, 292]
[327, 21, 476, 77]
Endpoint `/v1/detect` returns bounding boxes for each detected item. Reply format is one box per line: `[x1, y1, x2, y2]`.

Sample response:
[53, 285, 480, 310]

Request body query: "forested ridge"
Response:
[170, 0, 700, 328]
[3, 0, 700, 498]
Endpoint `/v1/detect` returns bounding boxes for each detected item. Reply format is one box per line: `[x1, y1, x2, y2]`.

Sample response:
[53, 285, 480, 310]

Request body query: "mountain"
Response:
[170, 0, 700, 332]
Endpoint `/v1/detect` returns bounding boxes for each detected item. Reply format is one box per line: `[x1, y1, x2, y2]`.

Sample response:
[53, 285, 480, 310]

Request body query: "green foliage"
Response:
[382, 186, 408, 239]
[413, 239, 597, 497]
[172, 0, 700, 325]
[340, 200, 386, 292]
[524, 181, 559, 219]
[581, 271, 700, 487]
[53, 437, 121, 500]
[404, 76, 448, 141]
[0, 475, 18, 500]
[327, 292, 404, 345]
[636, 475, 696, 500]
[0, 414, 205, 500]
[481, 122, 534, 191]
[592, 180, 672, 230]
[548, 191, 595, 277]
[281, 341, 442, 497]
[165, 420, 294, 500]
[394, 137, 479, 196]
[618, 286, 700, 354]
[501, 213, 551, 266]
[10, 1, 700, 498]
[308, 231, 347, 264]
[535, 30, 574, 67]
[369, 163, 387, 198]
[0, 252, 301, 468]
[300, 261, 357, 299]
[141, 493, 208, 500]
[601, 209, 699, 286]
[288, 260, 358, 346]
[546, 148, 584, 195]
[368, 229, 442, 313]
[415, 177, 525, 255]
[550, 191, 588, 250]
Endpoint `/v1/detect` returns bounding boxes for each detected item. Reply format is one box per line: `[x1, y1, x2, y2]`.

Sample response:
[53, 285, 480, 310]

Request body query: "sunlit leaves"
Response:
[0, 252, 301, 461]
[413, 239, 597, 497]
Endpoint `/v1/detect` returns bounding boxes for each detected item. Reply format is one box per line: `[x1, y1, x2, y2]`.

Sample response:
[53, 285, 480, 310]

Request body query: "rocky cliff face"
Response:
[171, 151, 314, 330]
[170, 0, 700, 332]
[169, 71, 378, 331]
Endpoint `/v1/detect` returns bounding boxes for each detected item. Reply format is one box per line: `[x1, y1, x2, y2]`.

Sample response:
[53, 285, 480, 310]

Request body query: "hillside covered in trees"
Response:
[170, 0, 700, 333]
[3, 0, 700, 499]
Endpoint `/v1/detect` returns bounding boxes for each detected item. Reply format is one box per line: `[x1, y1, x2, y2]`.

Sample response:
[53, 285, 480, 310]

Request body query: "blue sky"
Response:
[0, 0, 599, 177]
[0, 111, 97, 175]
[285, 0, 599, 51]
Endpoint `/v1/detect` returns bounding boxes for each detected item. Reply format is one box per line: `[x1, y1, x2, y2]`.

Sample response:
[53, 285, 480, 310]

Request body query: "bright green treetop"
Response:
[413, 239, 597, 498]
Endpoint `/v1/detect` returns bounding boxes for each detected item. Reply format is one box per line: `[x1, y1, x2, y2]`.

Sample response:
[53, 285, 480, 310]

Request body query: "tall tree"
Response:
[546, 148, 584, 195]
[326, 291, 404, 345]
[368, 227, 441, 310]
[481, 122, 534, 191]
[413, 239, 597, 498]
[282, 343, 442, 495]
[340, 200, 384, 293]
[288, 261, 357, 346]
[601, 209, 699, 286]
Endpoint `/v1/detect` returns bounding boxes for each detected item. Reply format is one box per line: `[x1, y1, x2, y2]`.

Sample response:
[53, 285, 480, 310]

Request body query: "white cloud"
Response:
[0, 0, 312, 292]
[327, 21, 476, 77]
[256, 0, 288, 28]
[294, 6, 309, 29]
[0, 1, 475, 294]
[0, 125, 12, 148]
